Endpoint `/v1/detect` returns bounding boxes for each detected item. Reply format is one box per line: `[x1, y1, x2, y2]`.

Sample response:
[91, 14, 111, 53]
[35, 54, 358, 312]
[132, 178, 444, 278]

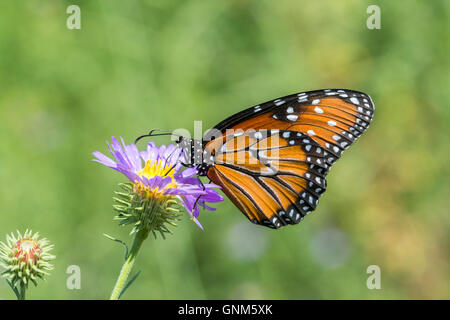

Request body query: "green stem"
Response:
[110, 229, 149, 300]
[19, 282, 26, 300]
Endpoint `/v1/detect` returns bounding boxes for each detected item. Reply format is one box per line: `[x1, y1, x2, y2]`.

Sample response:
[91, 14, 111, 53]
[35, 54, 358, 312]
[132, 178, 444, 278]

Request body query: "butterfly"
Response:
[141, 89, 374, 229]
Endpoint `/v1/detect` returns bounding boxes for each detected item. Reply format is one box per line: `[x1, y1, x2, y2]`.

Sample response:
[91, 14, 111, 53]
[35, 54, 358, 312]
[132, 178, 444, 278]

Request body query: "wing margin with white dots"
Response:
[210, 89, 375, 168]
[276, 89, 375, 167]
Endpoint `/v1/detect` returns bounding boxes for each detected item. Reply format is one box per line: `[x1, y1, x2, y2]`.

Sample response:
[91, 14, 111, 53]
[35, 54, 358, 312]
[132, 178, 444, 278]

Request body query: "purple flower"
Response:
[93, 137, 223, 229]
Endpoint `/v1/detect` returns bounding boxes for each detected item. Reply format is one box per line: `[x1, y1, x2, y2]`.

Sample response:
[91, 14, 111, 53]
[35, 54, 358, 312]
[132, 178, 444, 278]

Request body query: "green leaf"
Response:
[6, 279, 21, 300]
[103, 234, 129, 260]
[118, 270, 141, 300]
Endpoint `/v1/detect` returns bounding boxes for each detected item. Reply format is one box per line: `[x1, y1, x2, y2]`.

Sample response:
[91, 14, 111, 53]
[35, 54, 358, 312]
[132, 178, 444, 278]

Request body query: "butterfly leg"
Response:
[192, 177, 206, 211]
[198, 177, 206, 191]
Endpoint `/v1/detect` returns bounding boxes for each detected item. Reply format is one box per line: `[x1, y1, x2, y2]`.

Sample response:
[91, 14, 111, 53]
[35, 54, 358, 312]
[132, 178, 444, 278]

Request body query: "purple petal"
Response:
[92, 151, 116, 167]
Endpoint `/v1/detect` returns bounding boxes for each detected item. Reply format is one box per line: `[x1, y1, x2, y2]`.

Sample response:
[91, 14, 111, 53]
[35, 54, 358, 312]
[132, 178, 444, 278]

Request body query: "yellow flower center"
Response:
[136, 160, 177, 195]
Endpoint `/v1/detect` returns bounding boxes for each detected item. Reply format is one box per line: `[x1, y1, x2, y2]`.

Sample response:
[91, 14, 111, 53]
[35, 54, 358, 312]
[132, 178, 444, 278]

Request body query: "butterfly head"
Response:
[135, 130, 211, 176]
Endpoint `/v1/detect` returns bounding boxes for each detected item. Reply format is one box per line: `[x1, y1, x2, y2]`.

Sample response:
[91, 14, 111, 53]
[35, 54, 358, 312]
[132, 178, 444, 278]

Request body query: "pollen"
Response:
[136, 160, 178, 193]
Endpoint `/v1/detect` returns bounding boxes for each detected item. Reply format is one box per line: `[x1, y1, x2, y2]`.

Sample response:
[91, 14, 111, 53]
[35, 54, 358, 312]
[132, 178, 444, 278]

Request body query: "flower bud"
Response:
[0, 230, 55, 288]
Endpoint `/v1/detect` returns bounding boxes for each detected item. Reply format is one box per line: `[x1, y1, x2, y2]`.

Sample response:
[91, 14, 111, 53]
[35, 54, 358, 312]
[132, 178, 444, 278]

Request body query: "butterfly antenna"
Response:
[134, 129, 182, 145]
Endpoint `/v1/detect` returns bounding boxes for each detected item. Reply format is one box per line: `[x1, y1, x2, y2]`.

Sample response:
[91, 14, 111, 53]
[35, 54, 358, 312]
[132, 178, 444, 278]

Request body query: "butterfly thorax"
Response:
[177, 137, 212, 176]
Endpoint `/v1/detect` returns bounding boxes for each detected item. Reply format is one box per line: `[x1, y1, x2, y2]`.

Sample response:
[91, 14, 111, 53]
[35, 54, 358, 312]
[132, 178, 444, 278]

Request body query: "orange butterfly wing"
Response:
[206, 130, 327, 228]
[204, 89, 374, 228]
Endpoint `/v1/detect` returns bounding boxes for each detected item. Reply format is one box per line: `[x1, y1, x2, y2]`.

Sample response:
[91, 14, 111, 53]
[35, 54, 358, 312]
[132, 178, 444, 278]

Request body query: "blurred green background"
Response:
[0, 0, 448, 299]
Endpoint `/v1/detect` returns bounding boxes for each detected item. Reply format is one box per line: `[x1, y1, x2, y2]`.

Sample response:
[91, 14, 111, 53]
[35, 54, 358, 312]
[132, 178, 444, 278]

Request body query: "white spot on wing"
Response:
[350, 97, 360, 105]
[314, 106, 324, 114]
